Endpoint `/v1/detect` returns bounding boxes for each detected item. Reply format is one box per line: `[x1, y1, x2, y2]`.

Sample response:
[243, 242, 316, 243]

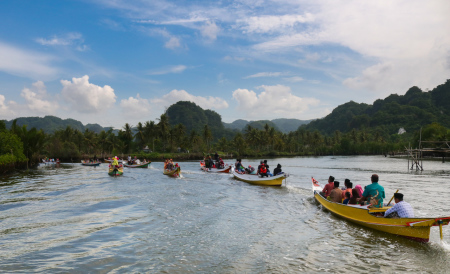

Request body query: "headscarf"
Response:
[355, 185, 363, 197]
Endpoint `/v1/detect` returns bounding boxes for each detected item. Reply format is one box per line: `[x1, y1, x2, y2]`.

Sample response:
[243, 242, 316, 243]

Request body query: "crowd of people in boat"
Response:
[127, 155, 149, 165]
[109, 156, 122, 169]
[164, 159, 179, 171]
[319, 174, 414, 218]
[235, 159, 283, 177]
[203, 152, 225, 169]
[41, 157, 59, 164]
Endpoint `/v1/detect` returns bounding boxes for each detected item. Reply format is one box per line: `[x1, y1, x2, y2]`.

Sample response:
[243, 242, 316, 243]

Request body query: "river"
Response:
[1, 156, 449, 273]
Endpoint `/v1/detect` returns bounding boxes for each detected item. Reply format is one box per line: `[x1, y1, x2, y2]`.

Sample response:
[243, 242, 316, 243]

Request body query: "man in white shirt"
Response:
[384, 193, 414, 218]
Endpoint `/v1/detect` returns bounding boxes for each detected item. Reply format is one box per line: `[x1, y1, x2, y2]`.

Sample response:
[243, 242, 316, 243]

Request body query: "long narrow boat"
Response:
[201, 165, 232, 173]
[81, 161, 101, 166]
[108, 165, 123, 176]
[124, 162, 151, 168]
[232, 171, 288, 186]
[312, 177, 450, 242]
[163, 167, 181, 177]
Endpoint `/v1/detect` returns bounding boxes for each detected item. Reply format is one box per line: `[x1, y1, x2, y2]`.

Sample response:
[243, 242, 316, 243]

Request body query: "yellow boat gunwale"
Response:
[232, 171, 287, 186]
[312, 182, 450, 242]
[163, 167, 181, 177]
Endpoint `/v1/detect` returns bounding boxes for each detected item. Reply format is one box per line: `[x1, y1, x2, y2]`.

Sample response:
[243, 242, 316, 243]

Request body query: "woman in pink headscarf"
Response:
[355, 185, 364, 197]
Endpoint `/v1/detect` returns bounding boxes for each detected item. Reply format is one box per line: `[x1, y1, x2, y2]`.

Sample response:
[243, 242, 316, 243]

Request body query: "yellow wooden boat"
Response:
[108, 165, 123, 176]
[232, 171, 288, 186]
[312, 178, 450, 242]
[163, 167, 181, 177]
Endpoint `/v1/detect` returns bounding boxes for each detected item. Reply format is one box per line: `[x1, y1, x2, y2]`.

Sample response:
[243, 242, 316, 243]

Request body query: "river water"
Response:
[1, 156, 449, 273]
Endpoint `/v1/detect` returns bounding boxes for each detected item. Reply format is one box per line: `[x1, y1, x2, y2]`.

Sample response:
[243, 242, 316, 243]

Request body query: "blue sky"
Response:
[0, 0, 449, 128]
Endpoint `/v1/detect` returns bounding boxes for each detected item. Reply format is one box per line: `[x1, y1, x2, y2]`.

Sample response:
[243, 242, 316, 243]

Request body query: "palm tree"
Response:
[135, 122, 145, 150]
[157, 114, 170, 152]
[202, 124, 212, 151]
[144, 121, 157, 152]
[121, 123, 134, 153]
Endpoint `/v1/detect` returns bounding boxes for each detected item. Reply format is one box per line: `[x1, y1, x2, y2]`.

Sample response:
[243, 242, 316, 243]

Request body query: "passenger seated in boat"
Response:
[384, 193, 414, 218]
[236, 159, 245, 173]
[273, 164, 282, 175]
[263, 160, 273, 177]
[245, 165, 255, 174]
[341, 179, 353, 201]
[320, 176, 335, 198]
[218, 158, 224, 169]
[257, 160, 264, 175]
[329, 181, 343, 203]
[348, 189, 361, 204]
[259, 165, 268, 177]
[354, 185, 363, 197]
[343, 192, 351, 205]
[359, 174, 385, 208]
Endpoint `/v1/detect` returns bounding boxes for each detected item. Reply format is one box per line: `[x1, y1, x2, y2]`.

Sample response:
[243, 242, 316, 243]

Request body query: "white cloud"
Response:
[165, 36, 181, 49]
[36, 32, 84, 46]
[148, 28, 183, 50]
[237, 13, 315, 34]
[283, 76, 304, 82]
[149, 65, 187, 75]
[232, 85, 319, 119]
[0, 42, 57, 80]
[0, 95, 16, 119]
[21, 81, 58, 114]
[120, 94, 151, 118]
[152, 89, 229, 110]
[244, 72, 282, 79]
[61, 75, 116, 113]
[201, 21, 220, 41]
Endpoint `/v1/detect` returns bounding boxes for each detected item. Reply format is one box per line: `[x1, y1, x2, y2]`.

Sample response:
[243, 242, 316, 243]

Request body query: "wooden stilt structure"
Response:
[405, 127, 449, 170]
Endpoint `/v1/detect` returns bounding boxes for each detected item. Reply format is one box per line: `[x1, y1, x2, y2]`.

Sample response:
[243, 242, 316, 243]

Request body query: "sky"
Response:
[0, 0, 449, 129]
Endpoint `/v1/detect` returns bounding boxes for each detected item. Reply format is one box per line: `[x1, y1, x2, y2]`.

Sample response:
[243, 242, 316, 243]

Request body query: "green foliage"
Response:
[0, 130, 27, 165]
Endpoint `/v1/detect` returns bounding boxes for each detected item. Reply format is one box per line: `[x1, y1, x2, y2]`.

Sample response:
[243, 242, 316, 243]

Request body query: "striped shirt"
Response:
[384, 201, 414, 218]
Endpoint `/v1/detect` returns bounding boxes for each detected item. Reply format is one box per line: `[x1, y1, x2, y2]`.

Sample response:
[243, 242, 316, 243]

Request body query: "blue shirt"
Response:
[362, 182, 385, 208]
[384, 201, 414, 218]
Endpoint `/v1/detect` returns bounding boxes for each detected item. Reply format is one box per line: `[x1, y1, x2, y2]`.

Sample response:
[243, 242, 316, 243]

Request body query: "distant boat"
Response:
[201, 165, 232, 173]
[104, 159, 124, 163]
[163, 167, 181, 177]
[232, 171, 288, 186]
[108, 165, 123, 176]
[81, 160, 101, 166]
[124, 162, 151, 168]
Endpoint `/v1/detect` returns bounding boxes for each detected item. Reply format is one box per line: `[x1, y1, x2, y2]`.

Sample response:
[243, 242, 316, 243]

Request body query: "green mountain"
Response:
[271, 118, 313, 133]
[223, 118, 312, 133]
[302, 79, 450, 135]
[4, 115, 110, 134]
[166, 101, 234, 139]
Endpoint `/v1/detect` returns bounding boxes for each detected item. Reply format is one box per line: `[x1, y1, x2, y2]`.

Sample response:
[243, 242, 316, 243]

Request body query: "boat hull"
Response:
[201, 165, 232, 173]
[81, 162, 101, 166]
[124, 162, 150, 168]
[232, 171, 287, 186]
[312, 180, 450, 242]
[163, 167, 181, 177]
[108, 166, 123, 176]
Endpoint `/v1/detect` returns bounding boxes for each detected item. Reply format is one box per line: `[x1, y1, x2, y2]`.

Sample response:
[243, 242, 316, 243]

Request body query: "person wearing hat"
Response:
[359, 174, 385, 208]
[384, 193, 414, 218]
[273, 164, 282, 176]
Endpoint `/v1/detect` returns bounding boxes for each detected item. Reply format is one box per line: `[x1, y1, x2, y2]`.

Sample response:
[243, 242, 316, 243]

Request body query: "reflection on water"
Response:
[0, 156, 449, 272]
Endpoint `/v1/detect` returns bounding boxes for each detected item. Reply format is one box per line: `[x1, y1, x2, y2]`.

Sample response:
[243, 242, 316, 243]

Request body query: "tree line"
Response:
[3, 114, 449, 174]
